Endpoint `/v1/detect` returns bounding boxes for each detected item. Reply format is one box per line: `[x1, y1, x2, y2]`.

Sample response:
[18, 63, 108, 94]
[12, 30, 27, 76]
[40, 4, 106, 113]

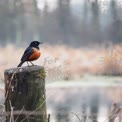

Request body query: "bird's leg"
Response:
[30, 61, 35, 66]
[27, 61, 29, 66]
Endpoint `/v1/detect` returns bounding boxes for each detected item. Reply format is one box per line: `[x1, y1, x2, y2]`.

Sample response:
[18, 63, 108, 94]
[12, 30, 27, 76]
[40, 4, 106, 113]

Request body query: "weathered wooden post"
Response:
[4, 66, 47, 122]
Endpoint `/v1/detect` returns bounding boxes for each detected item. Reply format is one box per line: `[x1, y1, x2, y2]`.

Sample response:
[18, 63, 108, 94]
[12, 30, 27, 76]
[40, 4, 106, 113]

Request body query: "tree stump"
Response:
[4, 66, 47, 122]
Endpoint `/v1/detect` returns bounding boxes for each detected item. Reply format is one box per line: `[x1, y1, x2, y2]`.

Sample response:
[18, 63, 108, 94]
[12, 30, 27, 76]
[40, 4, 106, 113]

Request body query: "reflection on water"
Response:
[46, 77, 122, 122]
[0, 76, 122, 122]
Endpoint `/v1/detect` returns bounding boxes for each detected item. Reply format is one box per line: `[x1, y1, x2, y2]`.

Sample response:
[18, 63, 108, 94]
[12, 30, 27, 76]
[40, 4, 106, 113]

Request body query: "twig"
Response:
[47, 114, 50, 122]
[71, 112, 82, 121]
[14, 107, 24, 122]
[71, 112, 99, 122]
[0, 111, 48, 116]
[9, 100, 14, 122]
[5, 72, 16, 100]
[23, 107, 29, 122]
[103, 106, 121, 122]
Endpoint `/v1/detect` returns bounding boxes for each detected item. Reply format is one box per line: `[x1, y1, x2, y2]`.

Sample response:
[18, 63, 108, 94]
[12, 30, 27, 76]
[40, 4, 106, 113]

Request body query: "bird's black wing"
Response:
[21, 47, 34, 62]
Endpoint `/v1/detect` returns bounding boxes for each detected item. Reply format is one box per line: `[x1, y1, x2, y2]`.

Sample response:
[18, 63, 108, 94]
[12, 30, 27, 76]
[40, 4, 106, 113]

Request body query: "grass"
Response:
[0, 44, 122, 81]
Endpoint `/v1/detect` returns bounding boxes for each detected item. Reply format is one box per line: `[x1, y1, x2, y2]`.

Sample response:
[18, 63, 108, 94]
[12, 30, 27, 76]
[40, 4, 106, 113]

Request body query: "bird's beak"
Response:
[39, 42, 43, 44]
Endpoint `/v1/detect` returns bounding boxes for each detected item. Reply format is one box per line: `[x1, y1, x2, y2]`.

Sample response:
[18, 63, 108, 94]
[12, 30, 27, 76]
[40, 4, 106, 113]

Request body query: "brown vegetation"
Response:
[0, 44, 122, 80]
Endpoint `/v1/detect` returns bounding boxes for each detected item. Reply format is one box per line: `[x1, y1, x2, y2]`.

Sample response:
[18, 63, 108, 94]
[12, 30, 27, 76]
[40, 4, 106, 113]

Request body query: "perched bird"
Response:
[17, 41, 43, 67]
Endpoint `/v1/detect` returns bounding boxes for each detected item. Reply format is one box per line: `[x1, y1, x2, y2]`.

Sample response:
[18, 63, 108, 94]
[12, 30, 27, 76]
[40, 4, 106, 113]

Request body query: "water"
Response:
[1, 75, 122, 122]
[46, 75, 122, 122]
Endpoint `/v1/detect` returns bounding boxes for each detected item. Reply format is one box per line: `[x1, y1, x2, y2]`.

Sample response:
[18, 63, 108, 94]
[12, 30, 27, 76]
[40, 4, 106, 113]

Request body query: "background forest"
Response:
[0, 0, 121, 46]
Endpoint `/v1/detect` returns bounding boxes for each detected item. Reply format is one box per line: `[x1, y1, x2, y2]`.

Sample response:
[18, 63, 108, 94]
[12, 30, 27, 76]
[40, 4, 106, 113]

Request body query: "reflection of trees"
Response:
[55, 102, 70, 122]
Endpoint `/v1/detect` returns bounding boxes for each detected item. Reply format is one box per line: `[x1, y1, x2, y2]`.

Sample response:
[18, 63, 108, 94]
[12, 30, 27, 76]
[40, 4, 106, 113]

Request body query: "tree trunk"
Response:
[4, 66, 47, 122]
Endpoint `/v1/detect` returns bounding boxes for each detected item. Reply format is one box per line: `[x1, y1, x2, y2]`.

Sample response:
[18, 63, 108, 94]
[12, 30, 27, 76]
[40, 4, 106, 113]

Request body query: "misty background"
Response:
[0, 0, 122, 46]
[0, 1, 122, 122]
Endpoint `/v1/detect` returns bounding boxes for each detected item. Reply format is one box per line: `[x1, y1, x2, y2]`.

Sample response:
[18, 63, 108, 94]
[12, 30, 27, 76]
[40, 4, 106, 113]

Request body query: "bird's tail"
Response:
[17, 62, 24, 67]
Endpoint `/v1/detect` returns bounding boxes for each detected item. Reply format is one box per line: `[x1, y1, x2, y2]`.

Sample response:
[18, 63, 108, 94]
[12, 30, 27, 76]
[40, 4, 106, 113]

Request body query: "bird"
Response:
[17, 41, 43, 67]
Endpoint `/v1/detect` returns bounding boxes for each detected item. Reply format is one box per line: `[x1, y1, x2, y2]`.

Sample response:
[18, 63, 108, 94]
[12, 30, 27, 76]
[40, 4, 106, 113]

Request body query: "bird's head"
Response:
[30, 41, 43, 49]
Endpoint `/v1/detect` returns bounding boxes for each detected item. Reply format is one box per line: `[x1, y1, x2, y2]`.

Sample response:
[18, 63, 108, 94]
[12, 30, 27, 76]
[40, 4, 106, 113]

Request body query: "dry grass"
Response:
[99, 45, 122, 75]
[0, 44, 122, 80]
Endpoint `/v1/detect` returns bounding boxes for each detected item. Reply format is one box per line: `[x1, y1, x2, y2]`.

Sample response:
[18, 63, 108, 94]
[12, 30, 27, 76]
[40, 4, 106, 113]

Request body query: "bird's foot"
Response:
[30, 61, 35, 66]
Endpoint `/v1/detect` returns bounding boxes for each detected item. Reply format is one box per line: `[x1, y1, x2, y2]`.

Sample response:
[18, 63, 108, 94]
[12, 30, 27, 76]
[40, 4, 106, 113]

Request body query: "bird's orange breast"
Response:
[28, 48, 41, 61]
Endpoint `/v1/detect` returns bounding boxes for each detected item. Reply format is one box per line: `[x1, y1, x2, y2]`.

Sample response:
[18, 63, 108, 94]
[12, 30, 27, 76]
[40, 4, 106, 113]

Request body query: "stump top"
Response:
[4, 65, 44, 74]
